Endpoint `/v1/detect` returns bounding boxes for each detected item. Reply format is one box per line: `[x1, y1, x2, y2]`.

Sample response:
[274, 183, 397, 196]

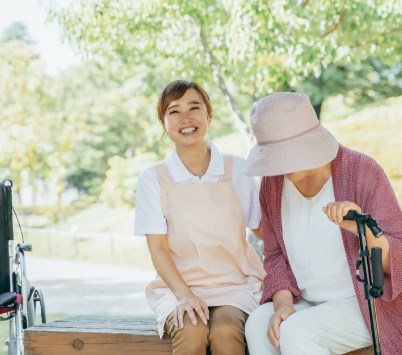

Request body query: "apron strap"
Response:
[154, 162, 172, 185]
[219, 155, 233, 182]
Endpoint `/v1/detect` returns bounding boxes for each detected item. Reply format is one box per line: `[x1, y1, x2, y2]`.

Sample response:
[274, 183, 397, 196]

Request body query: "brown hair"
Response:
[157, 80, 213, 126]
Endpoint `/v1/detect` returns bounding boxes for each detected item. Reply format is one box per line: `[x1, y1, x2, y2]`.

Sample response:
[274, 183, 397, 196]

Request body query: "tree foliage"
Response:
[0, 22, 33, 44]
[47, 0, 402, 143]
[50, 67, 152, 194]
[0, 28, 160, 210]
[101, 152, 158, 207]
[2, 2, 401, 211]
[0, 40, 49, 191]
[297, 60, 402, 116]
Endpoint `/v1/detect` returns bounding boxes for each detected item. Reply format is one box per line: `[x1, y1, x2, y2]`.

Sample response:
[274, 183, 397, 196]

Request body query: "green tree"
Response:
[49, 66, 160, 195]
[297, 60, 402, 118]
[0, 24, 169, 212]
[47, 0, 401, 145]
[0, 22, 33, 44]
[0, 40, 48, 194]
[0, 23, 83, 220]
[101, 153, 158, 207]
[0, 38, 75, 221]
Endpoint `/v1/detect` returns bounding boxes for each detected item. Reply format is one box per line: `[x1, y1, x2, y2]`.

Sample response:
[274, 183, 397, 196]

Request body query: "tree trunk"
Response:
[190, 18, 253, 148]
[313, 101, 322, 120]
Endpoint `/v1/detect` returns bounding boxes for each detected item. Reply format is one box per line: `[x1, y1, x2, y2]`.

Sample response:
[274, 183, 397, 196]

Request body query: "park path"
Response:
[25, 255, 154, 318]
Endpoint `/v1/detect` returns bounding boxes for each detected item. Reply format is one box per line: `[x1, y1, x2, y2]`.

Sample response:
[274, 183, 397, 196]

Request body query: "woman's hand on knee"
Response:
[267, 305, 295, 348]
[174, 294, 209, 329]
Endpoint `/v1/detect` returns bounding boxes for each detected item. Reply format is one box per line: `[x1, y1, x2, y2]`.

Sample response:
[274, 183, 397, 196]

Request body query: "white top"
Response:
[135, 141, 261, 236]
[281, 176, 355, 302]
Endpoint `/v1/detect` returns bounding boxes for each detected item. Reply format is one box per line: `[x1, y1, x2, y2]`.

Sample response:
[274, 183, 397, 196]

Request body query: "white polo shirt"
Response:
[134, 142, 261, 236]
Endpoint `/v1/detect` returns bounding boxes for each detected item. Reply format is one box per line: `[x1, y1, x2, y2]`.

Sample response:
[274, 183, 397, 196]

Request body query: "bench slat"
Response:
[25, 316, 170, 355]
[24, 316, 373, 355]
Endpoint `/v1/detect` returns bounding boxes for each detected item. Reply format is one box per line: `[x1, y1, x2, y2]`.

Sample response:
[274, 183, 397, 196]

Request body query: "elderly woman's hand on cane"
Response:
[322, 201, 362, 236]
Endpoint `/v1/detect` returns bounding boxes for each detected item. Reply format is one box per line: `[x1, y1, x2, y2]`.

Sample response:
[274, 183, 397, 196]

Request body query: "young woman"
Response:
[135, 80, 265, 355]
[244, 92, 402, 355]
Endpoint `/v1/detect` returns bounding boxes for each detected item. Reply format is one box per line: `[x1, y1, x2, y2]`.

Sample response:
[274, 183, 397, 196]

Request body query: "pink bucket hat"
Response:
[244, 92, 339, 176]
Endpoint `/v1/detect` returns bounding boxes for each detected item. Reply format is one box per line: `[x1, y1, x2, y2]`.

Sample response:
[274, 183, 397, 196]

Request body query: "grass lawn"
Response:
[325, 96, 402, 203]
[22, 229, 153, 269]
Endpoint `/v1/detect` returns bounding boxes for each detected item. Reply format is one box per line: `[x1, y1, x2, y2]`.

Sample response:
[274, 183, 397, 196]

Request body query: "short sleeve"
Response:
[134, 166, 167, 236]
[232, 156, 261, 229]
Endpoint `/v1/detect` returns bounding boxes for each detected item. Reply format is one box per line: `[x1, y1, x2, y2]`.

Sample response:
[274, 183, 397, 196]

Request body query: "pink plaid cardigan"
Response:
[259, 145, 402, 354]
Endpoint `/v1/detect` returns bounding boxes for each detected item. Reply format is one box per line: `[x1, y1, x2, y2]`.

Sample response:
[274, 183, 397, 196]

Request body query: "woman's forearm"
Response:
[146, 235, 192, 299]
[272, 289, 294, 311]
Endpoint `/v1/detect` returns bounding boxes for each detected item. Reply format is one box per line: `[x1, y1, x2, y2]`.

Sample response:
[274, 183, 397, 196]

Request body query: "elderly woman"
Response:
[243, 92, 402, 355]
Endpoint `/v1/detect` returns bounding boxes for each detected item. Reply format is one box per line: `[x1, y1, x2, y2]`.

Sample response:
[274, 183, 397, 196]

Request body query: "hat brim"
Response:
[244, 125, 339, 176]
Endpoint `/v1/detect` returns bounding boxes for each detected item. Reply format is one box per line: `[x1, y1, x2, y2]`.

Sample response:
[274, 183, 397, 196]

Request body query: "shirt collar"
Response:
[165, 141, 225, 182]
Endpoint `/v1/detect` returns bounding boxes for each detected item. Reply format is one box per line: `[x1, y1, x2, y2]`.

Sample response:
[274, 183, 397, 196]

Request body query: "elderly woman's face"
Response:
[284, 163, 331, 184]
[284, 171, 309, 183]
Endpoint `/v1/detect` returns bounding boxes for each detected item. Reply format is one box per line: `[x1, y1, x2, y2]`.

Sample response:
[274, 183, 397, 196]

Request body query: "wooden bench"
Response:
[24, 315, 373, 354]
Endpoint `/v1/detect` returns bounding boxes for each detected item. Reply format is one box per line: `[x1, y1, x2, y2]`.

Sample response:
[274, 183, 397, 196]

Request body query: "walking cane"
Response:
[343, 210, 384, 355]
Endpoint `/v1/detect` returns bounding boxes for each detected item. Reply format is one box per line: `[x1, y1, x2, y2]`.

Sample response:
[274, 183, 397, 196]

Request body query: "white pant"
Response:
[245, 296, 372, 355]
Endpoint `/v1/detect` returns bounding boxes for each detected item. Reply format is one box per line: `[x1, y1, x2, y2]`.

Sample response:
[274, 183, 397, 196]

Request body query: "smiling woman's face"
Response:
[163, 88, 209, 149]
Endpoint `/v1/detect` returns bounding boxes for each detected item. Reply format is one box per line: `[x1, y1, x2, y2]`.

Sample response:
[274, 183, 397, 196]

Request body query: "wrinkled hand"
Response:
[174, 294, 209, 329]
[268, 305, 295, 348]
[322, 201, 362, 236]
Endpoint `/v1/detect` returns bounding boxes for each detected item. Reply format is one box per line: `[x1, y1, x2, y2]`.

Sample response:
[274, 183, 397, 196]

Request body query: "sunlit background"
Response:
[0, 0, 401, 352]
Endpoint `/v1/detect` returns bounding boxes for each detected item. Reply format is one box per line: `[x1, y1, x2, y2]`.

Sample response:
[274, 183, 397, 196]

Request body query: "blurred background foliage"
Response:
[0, 0, 401, 226]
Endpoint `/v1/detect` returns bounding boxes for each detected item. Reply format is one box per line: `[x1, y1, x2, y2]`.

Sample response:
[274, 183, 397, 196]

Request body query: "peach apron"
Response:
[145, 156, 265, 337]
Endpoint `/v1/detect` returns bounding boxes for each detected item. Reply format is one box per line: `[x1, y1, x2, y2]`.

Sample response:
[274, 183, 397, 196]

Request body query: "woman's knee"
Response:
[171, 315, 209, 354]
[245, 309, 259, 340]
[279, 315, 317, 352]
[245, 304, 277, 355]
[280, 317, 303, 342]
[209, 319, 246, 355]
[209, 306, 246, 342]
[210, 320, 244, 342]
[245, 303, 274, 336]
[172, 320, 209, 340]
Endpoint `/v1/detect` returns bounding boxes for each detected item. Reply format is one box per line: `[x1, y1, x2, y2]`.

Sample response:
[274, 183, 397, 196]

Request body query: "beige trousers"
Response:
[165, 305, 248, 355]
